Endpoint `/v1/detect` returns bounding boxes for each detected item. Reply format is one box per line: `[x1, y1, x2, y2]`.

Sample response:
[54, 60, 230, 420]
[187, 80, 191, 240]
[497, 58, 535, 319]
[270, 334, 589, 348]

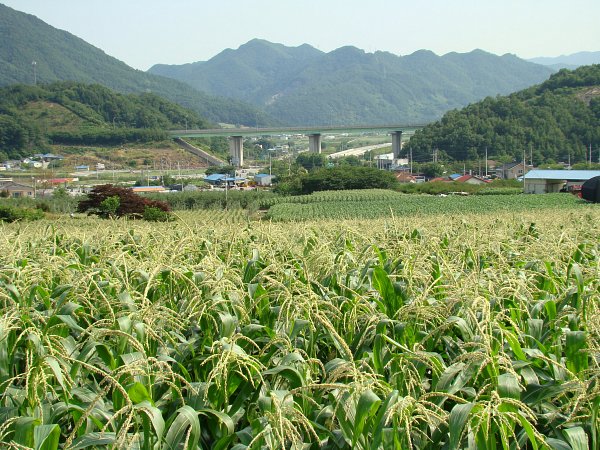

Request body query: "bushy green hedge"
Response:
[147, 190, 278, 211]
[0, 204, 45, 222]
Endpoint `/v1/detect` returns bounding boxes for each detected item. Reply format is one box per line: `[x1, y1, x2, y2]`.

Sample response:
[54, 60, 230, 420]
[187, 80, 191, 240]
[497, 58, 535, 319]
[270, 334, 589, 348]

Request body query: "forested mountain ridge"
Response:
[528, 51, 600, 70]
[0, 4, 273, 126]
[149, 38, 554, 125]
[0, 82, 210, 160]
[408, 65, 600, 165]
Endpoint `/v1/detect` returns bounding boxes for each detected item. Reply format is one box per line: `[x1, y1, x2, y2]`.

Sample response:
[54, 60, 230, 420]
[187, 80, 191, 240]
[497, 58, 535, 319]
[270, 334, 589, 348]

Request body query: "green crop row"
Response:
[0, 208, 598, 449]
[266, 193, 588, 221]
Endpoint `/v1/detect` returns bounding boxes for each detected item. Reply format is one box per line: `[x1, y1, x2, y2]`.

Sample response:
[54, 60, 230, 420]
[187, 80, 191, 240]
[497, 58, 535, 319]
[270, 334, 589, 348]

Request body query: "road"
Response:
[327, 143, 391, 159]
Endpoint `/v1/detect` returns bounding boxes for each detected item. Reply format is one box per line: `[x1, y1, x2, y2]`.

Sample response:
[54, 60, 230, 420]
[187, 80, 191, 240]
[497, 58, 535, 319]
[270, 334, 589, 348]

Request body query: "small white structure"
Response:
[523, 169, 600, 194]
[254, 173, 274, 186]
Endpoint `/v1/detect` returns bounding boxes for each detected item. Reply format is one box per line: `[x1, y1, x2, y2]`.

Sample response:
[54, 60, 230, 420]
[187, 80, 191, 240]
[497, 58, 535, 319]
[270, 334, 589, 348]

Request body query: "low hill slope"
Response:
[0, 82, 210, 159]
[408, 65, 600, 164]
[0, 4, 273, 126]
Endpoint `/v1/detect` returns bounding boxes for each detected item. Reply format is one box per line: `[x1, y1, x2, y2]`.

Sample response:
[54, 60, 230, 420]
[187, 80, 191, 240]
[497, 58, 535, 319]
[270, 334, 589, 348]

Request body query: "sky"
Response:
[3, 0, 599, 71]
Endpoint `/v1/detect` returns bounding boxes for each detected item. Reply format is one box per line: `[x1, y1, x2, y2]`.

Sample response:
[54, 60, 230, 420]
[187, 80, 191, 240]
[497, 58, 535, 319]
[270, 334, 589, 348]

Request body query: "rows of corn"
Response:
[0, 208, 598, 449]
[264, 192, 590, 221]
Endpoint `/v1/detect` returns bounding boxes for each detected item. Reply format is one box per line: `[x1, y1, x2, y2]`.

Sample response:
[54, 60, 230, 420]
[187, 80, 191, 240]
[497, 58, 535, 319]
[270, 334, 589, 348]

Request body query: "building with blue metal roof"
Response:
[523, 169, 600, 194]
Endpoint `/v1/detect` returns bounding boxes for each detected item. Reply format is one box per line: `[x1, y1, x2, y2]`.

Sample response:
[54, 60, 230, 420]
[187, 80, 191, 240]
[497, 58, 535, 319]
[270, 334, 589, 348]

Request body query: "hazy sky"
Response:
[3, 0, 599, 70]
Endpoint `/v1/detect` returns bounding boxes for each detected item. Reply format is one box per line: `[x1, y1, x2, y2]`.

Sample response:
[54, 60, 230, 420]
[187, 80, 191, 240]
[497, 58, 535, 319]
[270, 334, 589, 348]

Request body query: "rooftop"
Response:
[524, 169, 600, 181]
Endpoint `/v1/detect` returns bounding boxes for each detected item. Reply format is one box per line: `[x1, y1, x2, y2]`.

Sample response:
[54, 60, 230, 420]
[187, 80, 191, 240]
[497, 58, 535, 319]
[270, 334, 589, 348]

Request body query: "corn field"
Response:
[264, 191, 590, 221]
[0, 208, 598, 449]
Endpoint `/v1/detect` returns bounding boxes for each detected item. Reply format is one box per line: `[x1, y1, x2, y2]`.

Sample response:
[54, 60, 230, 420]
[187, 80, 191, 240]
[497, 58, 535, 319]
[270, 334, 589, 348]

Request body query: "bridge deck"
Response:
[169, 124, 425, 138]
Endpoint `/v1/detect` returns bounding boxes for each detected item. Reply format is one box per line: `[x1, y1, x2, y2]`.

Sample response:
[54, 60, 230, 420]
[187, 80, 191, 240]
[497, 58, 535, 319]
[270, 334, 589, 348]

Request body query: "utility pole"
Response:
[485, 147, 488, 177]
[32, 61, 37, 85]
[530, 143, 533, 167]
[409, 147, 413, 174]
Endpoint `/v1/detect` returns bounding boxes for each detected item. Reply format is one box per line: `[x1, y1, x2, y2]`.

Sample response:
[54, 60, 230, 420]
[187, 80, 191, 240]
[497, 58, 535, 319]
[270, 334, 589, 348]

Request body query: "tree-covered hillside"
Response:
[149, 39, 554, 125]
[0, 4, 274, 126]
[0, 82, 209, 160]
[408, 65, 600, 164]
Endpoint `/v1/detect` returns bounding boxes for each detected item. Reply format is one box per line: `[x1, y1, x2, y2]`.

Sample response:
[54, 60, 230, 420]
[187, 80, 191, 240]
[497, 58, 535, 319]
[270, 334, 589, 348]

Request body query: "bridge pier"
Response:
[391, 131, 403, 159]
[308, 133, 322, 153]
[229, 136, 244, 167]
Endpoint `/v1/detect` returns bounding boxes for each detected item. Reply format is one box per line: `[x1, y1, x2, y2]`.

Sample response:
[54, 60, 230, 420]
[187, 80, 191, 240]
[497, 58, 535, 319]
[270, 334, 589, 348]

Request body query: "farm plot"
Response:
[265, 191, 589, 221]
[0, 208, 598, 449]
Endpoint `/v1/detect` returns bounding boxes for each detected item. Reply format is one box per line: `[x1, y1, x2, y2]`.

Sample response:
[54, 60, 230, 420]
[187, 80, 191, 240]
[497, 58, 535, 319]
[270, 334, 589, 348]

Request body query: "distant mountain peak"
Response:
[149, 39, 554, 125]
[527, 51, 600, 69]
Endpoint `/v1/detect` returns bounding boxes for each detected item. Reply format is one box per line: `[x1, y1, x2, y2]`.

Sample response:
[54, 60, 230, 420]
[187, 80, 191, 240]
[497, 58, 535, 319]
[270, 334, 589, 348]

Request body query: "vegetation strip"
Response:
[0, 207, 598, 448]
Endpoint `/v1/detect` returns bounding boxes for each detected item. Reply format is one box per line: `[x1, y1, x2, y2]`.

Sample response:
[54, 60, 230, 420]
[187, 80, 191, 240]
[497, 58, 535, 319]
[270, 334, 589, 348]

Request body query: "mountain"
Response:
[0, 81, 211, 160]
[528, 51, 600, 70]
[149, 39, 555, 125]
[0, 4, 273, 126]
[408, 64, 600, 164]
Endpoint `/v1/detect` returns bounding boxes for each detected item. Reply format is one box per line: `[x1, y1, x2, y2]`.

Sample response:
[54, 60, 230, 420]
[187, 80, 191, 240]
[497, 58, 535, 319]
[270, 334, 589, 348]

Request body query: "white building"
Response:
[523, 169, 600, 194]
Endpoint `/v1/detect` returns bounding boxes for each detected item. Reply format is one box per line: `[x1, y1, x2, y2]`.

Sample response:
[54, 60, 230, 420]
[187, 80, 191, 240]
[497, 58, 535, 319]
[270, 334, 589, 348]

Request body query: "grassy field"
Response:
[0, 204, 598, 448]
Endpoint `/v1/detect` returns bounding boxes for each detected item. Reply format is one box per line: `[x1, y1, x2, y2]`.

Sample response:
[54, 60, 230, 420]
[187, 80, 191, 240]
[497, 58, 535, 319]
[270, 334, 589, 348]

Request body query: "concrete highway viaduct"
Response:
[170, 124, 425, 167]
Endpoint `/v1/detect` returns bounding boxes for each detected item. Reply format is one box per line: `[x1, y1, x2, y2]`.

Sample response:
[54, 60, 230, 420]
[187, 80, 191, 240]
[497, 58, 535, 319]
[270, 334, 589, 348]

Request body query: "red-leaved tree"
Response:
[77, 184, 171, 220]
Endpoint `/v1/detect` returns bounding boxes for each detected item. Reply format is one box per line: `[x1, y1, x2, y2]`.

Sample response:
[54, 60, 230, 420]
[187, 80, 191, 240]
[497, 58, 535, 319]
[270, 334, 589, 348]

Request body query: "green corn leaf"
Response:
[504, 330, 527, 361]
[263, 364, 304, 389]
[165, 405, 201, 450]
[563, 427, 589, 450]
[498, 373, 521, 400]
[544, 437, 572, 450]
[135, 401, 165, 445]
[128, 382, 153, 405]
[517, 415, 539, 450]
[371, 390, 398, 449]
[70, 432, 117, 449]
[565, 331, 587, 375]
[44, 356, 66, 393]
[218, 312, 237, 338]
[34, 424, 60, 450]
[14, 417, 40, 447]
[352, 389, 381, 448]
[198, 408, 235, 436]
[449, 402, 474, 449]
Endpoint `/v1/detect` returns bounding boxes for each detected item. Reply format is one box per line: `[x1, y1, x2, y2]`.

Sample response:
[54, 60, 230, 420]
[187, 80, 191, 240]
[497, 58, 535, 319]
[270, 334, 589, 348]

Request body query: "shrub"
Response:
[143, 206, 173, 222]
[0, 205, 44, 222]
[77, 184, 171, 220]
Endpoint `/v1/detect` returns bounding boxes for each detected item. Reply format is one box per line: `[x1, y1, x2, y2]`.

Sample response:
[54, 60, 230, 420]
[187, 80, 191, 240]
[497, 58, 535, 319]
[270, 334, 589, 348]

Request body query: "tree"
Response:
[300, 166, 399, 194]
[417, 163, 445, 178]
[77, 184, 171, 220]
[296, 153, 327, 171]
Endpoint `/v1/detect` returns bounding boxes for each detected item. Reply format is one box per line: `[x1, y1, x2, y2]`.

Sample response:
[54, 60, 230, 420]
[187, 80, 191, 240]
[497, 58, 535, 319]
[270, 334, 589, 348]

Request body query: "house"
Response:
[394, 172, 418, 183]
[454, 175, 490, 185]
[523, 169, 600, 194]
[254, 174, 274, 186]
[375, 153, 394, 170]
[495, 162, 530, 179]
[204, 174, 227, 185]
[0, 182, 35, 198]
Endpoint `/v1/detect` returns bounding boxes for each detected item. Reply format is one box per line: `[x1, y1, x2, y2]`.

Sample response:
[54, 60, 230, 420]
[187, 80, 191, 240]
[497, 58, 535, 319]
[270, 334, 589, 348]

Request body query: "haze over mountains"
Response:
[1, 2, 595, 128]
[149, 39, 554, 125]
[528, 51, 600, 70]
[0, 3, 272, 126]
